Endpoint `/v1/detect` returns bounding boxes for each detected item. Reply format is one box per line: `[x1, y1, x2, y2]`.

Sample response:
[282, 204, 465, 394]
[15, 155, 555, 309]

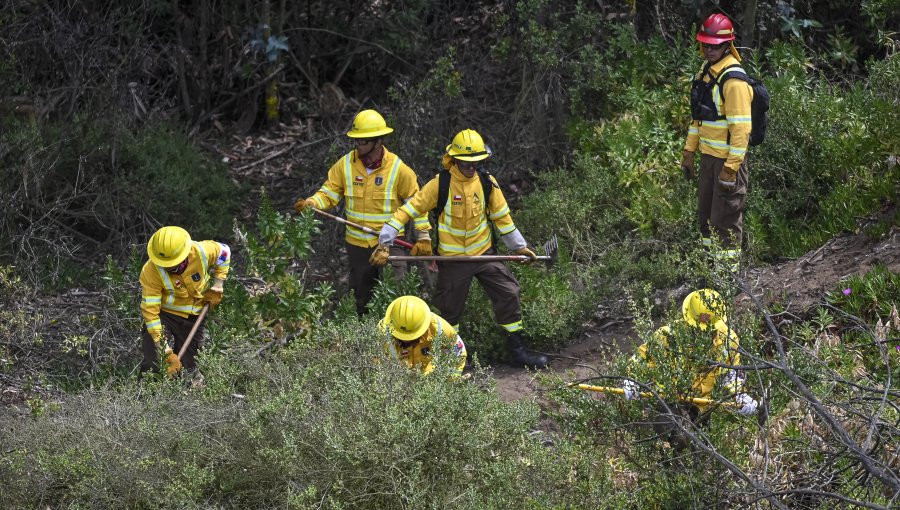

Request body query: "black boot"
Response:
[507, 332, 549, 369]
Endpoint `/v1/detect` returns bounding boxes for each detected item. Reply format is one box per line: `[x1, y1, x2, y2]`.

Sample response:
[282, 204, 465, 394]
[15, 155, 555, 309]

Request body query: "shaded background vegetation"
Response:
[1, 0, 898, 508]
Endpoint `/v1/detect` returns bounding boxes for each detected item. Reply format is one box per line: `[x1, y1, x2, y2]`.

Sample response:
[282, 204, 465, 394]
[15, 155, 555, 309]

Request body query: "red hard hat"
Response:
[697, 13, 736, 44]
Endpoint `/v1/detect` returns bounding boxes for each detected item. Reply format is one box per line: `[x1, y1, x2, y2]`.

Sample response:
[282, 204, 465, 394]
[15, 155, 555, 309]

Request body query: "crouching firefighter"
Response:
[139, 226, 231, 375]
[379, 295, 467, 378]
[622, 289, 758, 442]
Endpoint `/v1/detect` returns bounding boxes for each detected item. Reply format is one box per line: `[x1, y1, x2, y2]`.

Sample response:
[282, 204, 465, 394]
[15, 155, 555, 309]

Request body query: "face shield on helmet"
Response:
[682, 289, 727, 330]
[147, 226, 192, 268]
[384, 296, 431, 341]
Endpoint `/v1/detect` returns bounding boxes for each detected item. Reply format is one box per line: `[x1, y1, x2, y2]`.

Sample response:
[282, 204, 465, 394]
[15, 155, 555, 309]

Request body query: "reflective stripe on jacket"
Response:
[139, 240, 231, 342]
[684, 55, 753, 173]
[307, 147, 429, 248]
[388, 156, 518, 256]
[381, 313, 467, 377]
[633, 320, 741, 402]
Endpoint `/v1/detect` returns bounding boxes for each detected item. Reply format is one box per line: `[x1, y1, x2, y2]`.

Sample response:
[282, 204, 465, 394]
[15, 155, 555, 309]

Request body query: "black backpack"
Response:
[690, 62, 770, 146]
[435, 168, 497, 214]
[431, 168, 499, 247]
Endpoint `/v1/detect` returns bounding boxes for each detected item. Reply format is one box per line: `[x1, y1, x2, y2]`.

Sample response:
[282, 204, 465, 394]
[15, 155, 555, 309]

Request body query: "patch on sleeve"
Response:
[218, 244, 230, 262]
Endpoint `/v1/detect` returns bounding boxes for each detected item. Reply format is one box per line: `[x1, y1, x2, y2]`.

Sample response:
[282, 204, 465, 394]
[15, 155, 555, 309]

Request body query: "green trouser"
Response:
[346, 242, 407, 316]
[698, 154, 748, 270]
[140, 310, 206, 372]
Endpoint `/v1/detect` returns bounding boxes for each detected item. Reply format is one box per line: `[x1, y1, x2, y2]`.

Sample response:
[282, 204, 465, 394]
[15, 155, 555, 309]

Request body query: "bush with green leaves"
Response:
[0, 317, 614, 509]
[546, 272, 899, 508]
[221, 189, 334, 350]
[0, 117, 239, 285]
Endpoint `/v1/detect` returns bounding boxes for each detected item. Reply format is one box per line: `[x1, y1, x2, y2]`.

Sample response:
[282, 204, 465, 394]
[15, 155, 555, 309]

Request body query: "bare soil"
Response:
[489, 226, 900, 403]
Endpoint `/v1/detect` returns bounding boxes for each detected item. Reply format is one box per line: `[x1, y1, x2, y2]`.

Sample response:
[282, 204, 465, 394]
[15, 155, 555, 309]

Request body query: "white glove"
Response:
[378, 223, 399, 246]
[735, 393, 758, 415]
[623, 379, 641, 400]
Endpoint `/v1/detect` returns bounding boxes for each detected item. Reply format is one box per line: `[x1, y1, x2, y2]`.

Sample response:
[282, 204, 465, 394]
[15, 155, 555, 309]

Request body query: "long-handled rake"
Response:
[387, 235, 559, 269]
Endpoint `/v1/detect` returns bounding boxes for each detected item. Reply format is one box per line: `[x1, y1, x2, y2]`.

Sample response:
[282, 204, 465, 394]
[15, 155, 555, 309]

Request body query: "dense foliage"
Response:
[1, 1, 898, 508]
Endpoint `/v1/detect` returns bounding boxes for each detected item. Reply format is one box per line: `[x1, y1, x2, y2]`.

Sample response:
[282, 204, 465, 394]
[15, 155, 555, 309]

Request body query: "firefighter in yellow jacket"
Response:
[372, 129, 549, 369]
[294, 109, 430, 316]
[379, 295, 467, 378]
[139, 226, 231, 374]
[622, 289, 758, 416]
[681, 13, 754, 272]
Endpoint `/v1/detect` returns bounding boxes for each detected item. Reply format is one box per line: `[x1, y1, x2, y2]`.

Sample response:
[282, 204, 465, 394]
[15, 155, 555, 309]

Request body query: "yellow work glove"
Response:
[411, 239, 433, 256]
[515, 247, 538, 265]
[681, 150, 695, 181]
[369, 244, 390, 266]
[164, 347, 182, 376]
[203, 288, 223, 309]
[293, 198, 316, 214]
[718, 167, 737, 191]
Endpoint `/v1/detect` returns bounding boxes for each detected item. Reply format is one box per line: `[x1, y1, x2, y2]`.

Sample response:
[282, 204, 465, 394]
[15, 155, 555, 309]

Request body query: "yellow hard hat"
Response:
[346, 109, 394, 138]
[682, 289, 727, 330]
[445, 129, 492, 162]
[384, 295, 431, 341]
[147, 226, 192, 267]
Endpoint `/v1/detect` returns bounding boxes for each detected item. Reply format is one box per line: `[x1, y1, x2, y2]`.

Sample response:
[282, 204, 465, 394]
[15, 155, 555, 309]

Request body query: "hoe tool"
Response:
[387, 235, 559, 269]
[311, 207, 414, 249]
[177, 304, 210, 361]
[570, 383, 742, 409]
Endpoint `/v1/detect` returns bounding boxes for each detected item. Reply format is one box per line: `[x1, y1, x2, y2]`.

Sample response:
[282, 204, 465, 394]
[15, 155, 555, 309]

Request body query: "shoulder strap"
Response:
[715, 63, 750, 101]
[436, 170, 451, 213]
[478, 170, 495, 211]
[436, 169, 497, 215]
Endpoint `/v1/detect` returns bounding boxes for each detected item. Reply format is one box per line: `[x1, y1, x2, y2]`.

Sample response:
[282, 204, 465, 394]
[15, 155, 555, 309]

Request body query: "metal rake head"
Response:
[541, 235, 559, 268]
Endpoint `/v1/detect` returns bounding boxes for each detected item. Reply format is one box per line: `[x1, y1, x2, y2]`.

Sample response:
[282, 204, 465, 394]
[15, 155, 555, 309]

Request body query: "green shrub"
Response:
[0, 118, 239, 286]
[0, 319, 613, 509]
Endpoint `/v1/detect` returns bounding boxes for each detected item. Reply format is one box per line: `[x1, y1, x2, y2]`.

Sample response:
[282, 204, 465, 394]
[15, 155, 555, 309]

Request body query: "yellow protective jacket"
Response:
[684, 54, 754, 174]
[139, 241, 231, 342]
[307, 147, 429, 248]
[633, 320, 741, 404]
[386, 155, 525, 256]
[380, 313, 467, 378]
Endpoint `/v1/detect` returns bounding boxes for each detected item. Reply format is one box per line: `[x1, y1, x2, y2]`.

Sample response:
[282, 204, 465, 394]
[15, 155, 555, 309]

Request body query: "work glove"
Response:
[623, 379, 641, 400]
[735, 393, 758, 415]
[378, 223, 400, 246]
[718, 167, 737, 192]
[412, 239, 433, 256]
[681, 150, 695, 181]
[202, 288, 223, 309]
[515, 247, 538, 265]
[369, 244, 390, 266]
[164, 347, 182, 376]
[293, 198, 316, 214]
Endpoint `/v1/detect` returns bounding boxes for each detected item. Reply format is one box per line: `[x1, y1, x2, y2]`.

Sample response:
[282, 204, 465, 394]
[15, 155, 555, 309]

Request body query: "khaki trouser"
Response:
[432, 259, 522, 331]
[346, 242, 408, 316]
[698, 154, 748, 251]
[140, 310, 206, 372]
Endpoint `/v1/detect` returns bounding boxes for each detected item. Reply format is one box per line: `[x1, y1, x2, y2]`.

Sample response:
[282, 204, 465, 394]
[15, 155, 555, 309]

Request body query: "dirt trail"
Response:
[490, 226, 900, 403]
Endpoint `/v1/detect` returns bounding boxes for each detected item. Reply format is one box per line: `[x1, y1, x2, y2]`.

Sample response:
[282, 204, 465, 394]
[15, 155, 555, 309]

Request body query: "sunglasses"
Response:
[354, 138, 377, 146]
[702, 42, 728, 50]
[456, 161, 477, 170]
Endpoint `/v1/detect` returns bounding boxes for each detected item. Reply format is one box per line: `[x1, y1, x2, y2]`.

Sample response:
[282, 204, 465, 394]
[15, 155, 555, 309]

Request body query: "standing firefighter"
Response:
[622, 289, 758, 419]
[681, 13, 754, 272]
[139, 226, 231, 374]
[379, 295, 467, 378]
[371, 129, 549, 369]
[294, 109, 431, 316]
